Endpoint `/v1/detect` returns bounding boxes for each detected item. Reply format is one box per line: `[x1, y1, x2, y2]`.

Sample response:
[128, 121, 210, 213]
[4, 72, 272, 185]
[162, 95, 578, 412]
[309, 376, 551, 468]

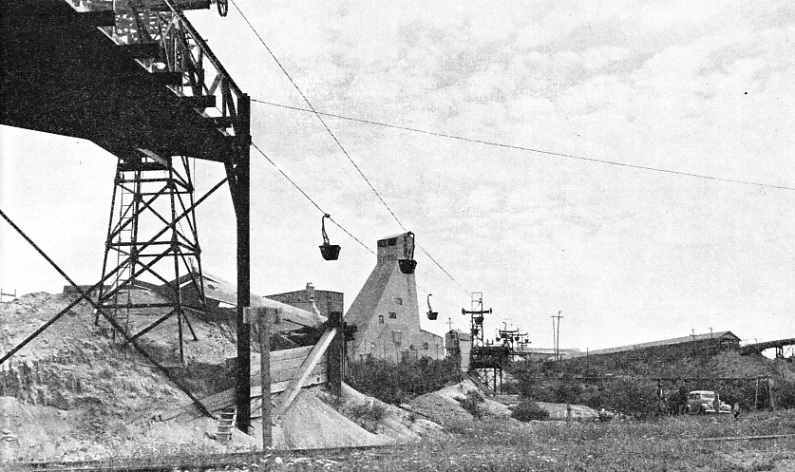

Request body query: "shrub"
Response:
[511, 399, 550, 421]
[348, 401, 387, 433]
[455, 390, 484, 418]
[349, 401, 387, 423]
[775, 379, 795, 410]
[345, 356, 459, 404]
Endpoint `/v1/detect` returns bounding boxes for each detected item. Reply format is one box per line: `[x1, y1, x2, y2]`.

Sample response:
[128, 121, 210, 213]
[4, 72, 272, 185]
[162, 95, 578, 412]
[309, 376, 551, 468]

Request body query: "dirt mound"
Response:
[711, 351, 795, 381]
[0, 293, 190, 416]
[407, 380, 512, 424]
[274, 389, 389, 449]
[1, 291, 443, 462]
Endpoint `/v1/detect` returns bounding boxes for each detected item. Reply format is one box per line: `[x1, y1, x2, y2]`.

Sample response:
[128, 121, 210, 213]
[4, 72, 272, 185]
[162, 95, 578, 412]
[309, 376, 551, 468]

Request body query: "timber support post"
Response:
[327, 311, 344, 398]
[258, 307, 272, 449]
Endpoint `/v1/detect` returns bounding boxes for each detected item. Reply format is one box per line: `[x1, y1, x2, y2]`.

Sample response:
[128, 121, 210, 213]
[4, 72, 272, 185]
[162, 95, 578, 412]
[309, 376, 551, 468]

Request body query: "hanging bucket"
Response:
[398, 259, 417, 274]
[426, 293, 437, 320]
[319, 214, 340, 261]
[320, 243, 341, 261]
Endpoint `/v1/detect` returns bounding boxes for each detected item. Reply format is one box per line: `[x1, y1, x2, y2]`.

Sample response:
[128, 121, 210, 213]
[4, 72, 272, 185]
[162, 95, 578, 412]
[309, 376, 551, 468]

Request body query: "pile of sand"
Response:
[407, 379, 512, 424]
[1, 291, 445, 461]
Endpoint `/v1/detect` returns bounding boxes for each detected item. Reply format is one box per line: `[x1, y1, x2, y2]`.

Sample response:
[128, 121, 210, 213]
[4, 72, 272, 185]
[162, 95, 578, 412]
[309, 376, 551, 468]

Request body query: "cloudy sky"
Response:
[1, 0, 793, 351]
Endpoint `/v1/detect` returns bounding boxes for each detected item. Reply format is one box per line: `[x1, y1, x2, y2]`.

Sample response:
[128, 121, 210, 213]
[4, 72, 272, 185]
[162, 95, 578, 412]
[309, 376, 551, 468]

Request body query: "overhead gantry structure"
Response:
[2, 0, 255, 432]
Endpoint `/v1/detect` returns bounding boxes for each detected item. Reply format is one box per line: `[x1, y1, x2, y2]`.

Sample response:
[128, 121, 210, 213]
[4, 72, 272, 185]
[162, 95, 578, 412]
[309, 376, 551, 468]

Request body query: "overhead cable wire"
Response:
[252, 100, 795, 193]
[251, 142, 375, 256]
[254, 141, 460, 299]
[416, 246, 468, 293]
[231, 0, 471, 294]
[230, 0, 407, 229]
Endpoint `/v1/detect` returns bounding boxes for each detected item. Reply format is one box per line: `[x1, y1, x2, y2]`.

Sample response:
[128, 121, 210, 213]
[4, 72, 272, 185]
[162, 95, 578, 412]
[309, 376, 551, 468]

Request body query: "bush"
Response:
[511, 399, 549, 422]
[774, 379, 795, 410]
[455, 390, 484, 418]
[349, 401, 387, 423]
[345, 356, 459, 404]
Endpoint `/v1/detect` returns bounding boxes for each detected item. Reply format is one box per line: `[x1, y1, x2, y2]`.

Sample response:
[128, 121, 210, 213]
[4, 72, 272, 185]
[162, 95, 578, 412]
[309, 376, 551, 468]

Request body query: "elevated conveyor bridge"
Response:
[741, 337, 795, 359]
[1, 0, 255, 432]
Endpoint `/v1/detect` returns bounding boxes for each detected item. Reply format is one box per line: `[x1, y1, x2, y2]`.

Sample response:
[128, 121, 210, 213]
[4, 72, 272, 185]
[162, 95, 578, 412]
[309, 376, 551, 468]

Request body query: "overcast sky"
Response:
[1, 0, 793, 351]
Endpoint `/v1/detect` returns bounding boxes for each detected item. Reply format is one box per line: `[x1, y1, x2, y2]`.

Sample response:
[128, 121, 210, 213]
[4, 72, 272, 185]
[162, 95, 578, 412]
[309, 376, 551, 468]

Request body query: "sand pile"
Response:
[0, 291, 444, 462]
[407, 379, 512, 424]
[167, 382, 443, 450]
[0, 293, 190, 416]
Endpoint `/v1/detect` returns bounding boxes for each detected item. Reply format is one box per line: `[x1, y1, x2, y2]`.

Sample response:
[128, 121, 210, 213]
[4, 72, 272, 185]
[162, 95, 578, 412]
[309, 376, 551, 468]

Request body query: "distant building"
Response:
[266, 283, 344, 319]
[564, 331, 741, 363]
[514, 346, 582, 362]
[345, 232, 445, 362]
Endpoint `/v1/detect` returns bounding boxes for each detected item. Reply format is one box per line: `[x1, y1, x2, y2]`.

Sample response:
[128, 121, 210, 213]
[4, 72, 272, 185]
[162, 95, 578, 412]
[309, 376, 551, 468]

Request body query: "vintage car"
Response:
[686, 390, 731, 414]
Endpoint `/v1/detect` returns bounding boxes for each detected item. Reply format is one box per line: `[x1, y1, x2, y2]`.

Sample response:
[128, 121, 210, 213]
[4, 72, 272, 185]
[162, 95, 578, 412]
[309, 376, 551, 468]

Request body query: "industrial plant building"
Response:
[267, 283, 344, 319]
[345, 232, 445, 362]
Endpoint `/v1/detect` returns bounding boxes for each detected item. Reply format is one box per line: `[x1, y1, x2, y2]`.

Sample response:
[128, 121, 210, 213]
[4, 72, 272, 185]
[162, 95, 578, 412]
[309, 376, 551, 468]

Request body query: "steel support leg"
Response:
[227, 100, 252, 433]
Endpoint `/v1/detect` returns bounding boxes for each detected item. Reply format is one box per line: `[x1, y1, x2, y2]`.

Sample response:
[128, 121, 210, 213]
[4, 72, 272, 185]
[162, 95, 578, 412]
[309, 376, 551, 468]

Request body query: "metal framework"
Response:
[461, 292, 491, 347]
[0, 288, 17, 304]
[461, 293, 508, 393]
[2, 0, 254, 433]
[106, 0, 254, 432]
[95, 154, 206, 364]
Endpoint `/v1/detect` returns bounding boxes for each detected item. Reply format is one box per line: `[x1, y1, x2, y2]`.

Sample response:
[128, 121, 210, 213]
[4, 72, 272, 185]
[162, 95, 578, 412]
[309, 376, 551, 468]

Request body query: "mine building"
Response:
[565, 330, 741, 363]
[267, 283, 344, 320]
[345, 232, 445, 362]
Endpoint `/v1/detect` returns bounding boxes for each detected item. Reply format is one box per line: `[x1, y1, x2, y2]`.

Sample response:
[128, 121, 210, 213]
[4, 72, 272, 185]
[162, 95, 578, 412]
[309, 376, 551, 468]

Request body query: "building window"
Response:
[423, 342, 429, 350]
[394, 297, 403, 305]
[378, 315, 384, 324]
[389, 312, 397, 319]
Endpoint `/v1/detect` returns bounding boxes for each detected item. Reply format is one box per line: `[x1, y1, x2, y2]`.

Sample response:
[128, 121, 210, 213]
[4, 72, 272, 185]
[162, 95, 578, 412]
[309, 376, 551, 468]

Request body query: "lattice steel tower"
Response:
[96, 153, 207, 363]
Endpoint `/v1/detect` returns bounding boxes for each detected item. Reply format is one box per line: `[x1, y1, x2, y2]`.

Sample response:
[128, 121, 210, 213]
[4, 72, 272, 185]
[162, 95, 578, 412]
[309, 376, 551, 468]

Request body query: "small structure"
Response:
[345, 232, 444, 361]
[446, 329, 472, 373]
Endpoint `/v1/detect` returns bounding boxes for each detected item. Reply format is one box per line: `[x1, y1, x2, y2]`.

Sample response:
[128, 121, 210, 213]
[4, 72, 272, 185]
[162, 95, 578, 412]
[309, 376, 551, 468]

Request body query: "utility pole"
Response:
[447, 317, 454, 332]
[552, 311, 563, 361]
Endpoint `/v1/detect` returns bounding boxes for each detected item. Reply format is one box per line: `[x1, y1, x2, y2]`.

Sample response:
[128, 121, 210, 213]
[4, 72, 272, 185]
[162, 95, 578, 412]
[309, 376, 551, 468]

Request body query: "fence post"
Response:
[768, 378, 776, 412]
[327, 311, 343, 398]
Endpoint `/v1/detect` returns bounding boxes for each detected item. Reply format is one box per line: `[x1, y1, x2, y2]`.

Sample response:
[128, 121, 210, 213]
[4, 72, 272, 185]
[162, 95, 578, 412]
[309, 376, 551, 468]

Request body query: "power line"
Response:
[252, 99, 795, 193]
[231, 0, 470, 294]
[251, 142, 374, 256]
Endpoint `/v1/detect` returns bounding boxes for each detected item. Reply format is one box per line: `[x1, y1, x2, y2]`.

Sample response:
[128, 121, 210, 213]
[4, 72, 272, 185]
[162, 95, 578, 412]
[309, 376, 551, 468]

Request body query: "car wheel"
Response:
[699, 406, 706, 415]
